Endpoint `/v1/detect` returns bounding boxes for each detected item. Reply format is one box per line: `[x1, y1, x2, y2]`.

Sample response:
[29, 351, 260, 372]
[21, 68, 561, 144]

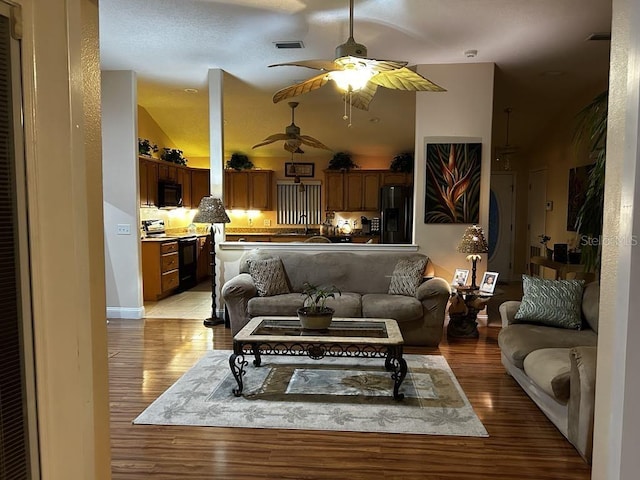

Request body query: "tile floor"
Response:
[144, 281, 213, 319]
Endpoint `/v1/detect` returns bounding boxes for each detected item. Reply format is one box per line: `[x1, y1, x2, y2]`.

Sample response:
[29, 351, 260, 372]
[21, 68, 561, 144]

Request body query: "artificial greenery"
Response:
[299, 282, 341, 314]
[226, 152, 254, 171]
[327, 151, 358, 171]
[572, 91, 607, 273]
[390, 151, 414, 173]
[138, 138, 158, 156]
[160, 148, 188, 166]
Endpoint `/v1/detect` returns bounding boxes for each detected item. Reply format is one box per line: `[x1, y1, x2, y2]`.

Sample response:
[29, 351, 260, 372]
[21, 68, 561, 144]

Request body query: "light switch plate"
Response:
[264, 219, 271, 227]
[545, 201, 553, 211]
[117, 223, 131, 235]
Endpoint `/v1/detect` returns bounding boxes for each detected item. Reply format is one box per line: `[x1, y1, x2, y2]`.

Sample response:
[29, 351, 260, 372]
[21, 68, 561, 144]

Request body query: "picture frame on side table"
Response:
[479, 271, 499, 294]
[452, 268, 469, 287]
[285, 162, 315, 178]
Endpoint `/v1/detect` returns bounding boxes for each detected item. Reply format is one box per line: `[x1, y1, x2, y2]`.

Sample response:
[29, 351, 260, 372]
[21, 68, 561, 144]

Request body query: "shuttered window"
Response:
[276, 181, 322, 225]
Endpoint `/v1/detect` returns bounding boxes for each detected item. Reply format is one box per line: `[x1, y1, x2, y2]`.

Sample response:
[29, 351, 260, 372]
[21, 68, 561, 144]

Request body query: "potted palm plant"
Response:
[297, 282, 341, 330]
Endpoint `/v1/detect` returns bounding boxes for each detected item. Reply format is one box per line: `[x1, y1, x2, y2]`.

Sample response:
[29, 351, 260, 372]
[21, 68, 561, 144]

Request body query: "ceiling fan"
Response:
[269, 0, 446, 113]
[252, 101, 331, 153]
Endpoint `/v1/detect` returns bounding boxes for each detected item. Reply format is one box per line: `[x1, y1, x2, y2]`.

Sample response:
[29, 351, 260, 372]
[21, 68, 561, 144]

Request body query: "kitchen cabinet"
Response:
[139, 157, 159, 207]
[224, 170, 273, 210]
[325, 170, 384, 212]
[191, 168, 210, 208]
[381, 171, 413, 186]
[158, 163, 178, 182]
[141, 240, 180, 301]
[177, 168, 192, 208]
[196, 234, 212, 281]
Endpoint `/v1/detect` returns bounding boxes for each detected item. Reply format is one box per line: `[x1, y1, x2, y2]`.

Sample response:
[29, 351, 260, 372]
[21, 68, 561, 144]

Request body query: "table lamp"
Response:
[457, 225, 489, 289]
[192, 197, 231, 327]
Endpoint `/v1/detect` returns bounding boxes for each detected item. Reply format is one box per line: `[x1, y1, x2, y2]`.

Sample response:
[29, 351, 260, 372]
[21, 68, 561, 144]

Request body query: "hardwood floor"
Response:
[108, 314, 591, 479]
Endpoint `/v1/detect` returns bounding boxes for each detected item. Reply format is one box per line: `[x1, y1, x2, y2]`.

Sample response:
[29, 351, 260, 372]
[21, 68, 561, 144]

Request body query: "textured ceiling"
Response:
[99, 0, 612, 161]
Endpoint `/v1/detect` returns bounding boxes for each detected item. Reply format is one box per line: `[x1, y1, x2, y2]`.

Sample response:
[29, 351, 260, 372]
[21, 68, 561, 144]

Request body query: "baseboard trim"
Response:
[107, 306, 145, 319]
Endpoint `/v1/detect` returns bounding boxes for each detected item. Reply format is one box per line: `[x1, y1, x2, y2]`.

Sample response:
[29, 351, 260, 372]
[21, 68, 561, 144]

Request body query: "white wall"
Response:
[101, 70, 144, 318]
[413, 63, 495, 280]
[592, 0, 640, 477]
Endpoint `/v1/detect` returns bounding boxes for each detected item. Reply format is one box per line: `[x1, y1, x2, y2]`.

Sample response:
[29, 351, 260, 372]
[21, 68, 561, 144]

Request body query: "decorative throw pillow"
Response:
[514, 275, 585, 329]
[248, 257, 290, 297]
[388, 257, 428, 296]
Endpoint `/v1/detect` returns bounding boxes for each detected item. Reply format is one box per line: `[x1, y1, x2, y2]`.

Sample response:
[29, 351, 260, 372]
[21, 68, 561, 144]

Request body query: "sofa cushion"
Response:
[498, 323, 597, 369]
[247, 292, 362, 318]
[248, 257, 290, 296]
[388, 257, 428, 296]
[362, 294, 423, 323]
[514, 275, 584, 329]
[523, 348, 572, 404]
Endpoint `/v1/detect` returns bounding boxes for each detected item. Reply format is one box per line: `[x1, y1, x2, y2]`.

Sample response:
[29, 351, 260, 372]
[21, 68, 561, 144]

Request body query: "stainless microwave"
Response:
[158, 181, 182, 208]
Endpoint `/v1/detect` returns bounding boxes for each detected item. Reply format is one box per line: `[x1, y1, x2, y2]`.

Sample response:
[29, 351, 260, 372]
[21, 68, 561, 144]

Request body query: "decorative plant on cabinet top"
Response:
[390, 152, 414, 173]
[161, 148, 188, 166]
[226, 152, 254, 171]
[327, 151, 358, 171]
[138, 138, 158, 157]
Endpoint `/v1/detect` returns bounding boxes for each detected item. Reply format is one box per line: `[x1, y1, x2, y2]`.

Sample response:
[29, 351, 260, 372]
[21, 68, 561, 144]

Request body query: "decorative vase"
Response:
[546, 248, 554, 260]
[297, 307, 334, 330]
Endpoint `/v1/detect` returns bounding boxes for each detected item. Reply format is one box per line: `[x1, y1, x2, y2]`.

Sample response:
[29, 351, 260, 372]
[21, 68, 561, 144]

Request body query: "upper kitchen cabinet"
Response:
[381, 171, 413, 186]
[190, 169, 210, 208]
[176, 168, 192, 208]
[157, 163, 178, 182]
[224, 170, 273, 210]
[325, 171, 345, 211]
[326, 170, 398, 212]
[139, 157, 159, 207]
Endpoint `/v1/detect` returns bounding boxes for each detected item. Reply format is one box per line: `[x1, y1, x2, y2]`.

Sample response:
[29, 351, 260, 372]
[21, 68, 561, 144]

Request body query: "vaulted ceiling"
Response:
[99, 0, 612, 161]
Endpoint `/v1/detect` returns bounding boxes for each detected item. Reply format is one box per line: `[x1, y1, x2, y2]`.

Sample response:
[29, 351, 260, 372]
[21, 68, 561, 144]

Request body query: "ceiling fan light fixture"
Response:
[328, 66, 373, 92]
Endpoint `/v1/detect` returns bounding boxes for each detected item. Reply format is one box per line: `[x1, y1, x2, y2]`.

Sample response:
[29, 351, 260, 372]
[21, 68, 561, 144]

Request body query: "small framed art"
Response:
[285, 162, 315, 178]
[479, 271, 499, 294]
[452, 268, 469, 286]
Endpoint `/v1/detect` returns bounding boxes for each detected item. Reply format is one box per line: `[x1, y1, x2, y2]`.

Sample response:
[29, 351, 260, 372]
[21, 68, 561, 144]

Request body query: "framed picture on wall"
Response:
[424, 142, 481, 224]
[285, 162, 314, 178]
[479, 271, 499, 294]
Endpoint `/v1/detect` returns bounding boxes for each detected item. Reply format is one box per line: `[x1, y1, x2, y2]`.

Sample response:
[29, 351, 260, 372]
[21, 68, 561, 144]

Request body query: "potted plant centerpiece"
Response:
[297, 282, 341, 330]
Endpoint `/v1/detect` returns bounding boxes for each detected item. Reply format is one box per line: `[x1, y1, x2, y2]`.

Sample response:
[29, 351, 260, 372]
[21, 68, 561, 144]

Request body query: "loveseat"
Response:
[498, 279, 599, 462]
[221, 249, 451, 346]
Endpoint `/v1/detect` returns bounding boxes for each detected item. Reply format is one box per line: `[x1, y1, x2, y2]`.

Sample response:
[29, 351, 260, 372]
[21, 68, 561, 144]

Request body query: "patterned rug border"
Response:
[133, 351, 488, 437]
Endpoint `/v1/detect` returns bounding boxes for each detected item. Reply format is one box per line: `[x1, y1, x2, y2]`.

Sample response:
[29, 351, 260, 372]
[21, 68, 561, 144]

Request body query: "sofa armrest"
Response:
[568, 346, 597, 463]
[499, 301, 522, 328]
[415, 277, 451, 326]
[221, 273, 257, 335]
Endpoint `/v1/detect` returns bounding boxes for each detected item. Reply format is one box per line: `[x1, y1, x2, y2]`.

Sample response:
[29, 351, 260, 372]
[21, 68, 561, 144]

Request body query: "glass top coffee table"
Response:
[229, 316, 407, 400]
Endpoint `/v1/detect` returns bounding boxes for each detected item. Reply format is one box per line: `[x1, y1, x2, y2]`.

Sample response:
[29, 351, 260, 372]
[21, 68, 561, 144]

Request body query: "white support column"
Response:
[592, 0, 640, 477]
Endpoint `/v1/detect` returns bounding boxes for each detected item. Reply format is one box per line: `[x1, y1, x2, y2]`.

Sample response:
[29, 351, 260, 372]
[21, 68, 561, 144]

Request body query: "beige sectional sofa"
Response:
[498, 281, 599, 462]
[221, 249, 451, 346]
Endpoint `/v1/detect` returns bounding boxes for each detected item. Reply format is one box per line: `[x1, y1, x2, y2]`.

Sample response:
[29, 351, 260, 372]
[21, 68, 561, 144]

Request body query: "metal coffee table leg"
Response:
[229, 350, 247, 397]
[387, 347, 407, 400]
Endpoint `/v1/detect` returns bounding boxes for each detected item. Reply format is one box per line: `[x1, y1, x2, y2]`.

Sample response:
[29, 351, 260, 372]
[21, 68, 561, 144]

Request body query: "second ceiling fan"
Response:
[270, 0, 446, 112]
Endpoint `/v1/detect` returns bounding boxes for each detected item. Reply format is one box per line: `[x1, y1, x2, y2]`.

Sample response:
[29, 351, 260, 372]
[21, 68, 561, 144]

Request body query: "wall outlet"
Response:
[264, 219, 271, 227]
[545, 201, 554, 211]
[117, 223, 131, 235]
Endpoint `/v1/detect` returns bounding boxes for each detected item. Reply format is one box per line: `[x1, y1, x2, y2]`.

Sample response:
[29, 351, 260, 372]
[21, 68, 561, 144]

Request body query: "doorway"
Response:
[528, 169, 547, 275]
[489, 172, 516, 281]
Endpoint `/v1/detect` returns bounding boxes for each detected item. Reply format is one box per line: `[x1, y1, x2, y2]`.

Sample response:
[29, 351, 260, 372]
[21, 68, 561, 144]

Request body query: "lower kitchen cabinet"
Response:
[196, 234, 212, 281]
[142, 240, 180, 301]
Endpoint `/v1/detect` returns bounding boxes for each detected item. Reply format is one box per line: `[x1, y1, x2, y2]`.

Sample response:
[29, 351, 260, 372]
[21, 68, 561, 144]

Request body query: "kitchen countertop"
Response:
[141, 232, 209, 242]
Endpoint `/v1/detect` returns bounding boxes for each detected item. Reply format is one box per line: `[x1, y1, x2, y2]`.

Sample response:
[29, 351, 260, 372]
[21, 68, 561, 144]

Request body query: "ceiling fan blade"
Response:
[269, 59, 340, 72]
[252, 133, 289, 149]
[335, 56, 407, 72]
[272, 73, 329, 104]
[369, 67, 446, 92]
[345, 82, 379, 111]
[299, 135, 332, 151]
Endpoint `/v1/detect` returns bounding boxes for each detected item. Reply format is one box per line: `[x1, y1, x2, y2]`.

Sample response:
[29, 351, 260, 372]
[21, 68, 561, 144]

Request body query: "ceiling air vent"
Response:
[274, 41, 304, 49]
[586, 32, 611, 41]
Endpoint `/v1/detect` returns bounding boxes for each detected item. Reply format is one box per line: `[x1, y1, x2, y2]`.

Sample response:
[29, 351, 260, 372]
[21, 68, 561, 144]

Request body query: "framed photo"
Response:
[452, 268, 469, 287]
[285, 162, 314, 178]
[479, 271, 499, 294]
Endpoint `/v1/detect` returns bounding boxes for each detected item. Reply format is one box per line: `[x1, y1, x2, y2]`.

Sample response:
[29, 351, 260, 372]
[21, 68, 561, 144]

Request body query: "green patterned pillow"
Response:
[514, 275, 585, 329]
[388, 257, 428, 296]
[248, 257, 290, 297]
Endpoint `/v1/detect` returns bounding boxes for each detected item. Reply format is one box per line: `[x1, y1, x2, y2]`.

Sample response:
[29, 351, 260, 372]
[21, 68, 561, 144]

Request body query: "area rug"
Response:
[133, 351, 488, 437]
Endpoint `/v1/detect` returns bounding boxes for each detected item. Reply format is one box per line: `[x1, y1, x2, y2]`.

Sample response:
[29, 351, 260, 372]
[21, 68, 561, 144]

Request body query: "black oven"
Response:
[178, 237, 197, 291]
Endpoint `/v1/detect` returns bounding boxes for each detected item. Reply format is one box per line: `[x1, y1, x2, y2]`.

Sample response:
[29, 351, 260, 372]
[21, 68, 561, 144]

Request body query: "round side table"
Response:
[447, 286, 492, 338]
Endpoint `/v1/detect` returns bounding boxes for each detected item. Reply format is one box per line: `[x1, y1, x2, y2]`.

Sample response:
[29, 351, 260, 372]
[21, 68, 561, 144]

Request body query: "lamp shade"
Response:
[457, 225, 489, 254]
[192, 197, 230, 224]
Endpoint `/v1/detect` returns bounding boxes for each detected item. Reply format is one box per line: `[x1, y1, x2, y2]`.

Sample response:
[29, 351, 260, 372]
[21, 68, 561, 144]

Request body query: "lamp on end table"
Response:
[192, 197, 231, 328]
[457, 225, 489, 289]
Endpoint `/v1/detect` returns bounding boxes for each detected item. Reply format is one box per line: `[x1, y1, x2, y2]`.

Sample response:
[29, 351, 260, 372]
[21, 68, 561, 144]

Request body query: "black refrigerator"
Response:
[380, 185, 413, 244]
